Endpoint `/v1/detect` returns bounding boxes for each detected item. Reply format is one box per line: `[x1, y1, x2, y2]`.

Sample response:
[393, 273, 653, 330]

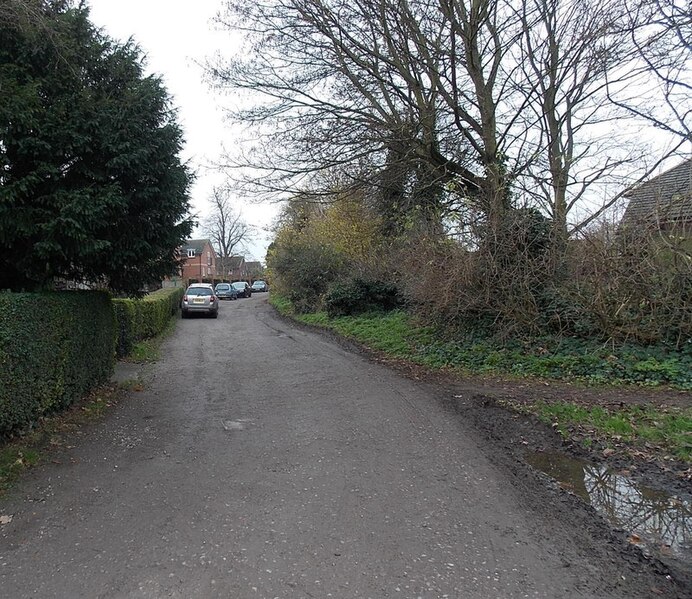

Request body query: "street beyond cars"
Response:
[181, 284, 219, 318]
[214, 283, 238, 300]
[251, 280, 268, 292]
[232, 281, 252, 298]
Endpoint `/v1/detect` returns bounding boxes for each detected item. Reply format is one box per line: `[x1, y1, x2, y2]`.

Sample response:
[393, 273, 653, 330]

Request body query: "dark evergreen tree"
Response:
[0, 1, 193, 295]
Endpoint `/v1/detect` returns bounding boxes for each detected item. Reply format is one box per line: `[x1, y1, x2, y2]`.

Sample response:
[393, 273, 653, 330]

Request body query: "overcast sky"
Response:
[87, 0, 277, 262]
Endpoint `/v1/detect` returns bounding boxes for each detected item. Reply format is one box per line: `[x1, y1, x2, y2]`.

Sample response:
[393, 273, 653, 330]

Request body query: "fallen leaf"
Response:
[0, 515, 13, 525]
[628, 533, 641, 544]
[603, 448, 616, 457]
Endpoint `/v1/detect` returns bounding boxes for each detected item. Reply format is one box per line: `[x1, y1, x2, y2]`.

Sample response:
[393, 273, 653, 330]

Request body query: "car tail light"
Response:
[210, 295, 216, 302]
[183, 295, 188, 301]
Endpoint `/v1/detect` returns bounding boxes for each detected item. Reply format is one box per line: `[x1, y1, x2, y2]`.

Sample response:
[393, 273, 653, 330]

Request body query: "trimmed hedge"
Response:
[113, 287, 183, 357]
[0, 291, 116, 438]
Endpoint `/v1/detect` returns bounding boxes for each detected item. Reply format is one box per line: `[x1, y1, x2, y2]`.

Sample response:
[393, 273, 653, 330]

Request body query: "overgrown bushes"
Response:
[546, 226, 692, 347]
[113, 287, 183, 357]
[268, 190, 690, 359]
[396, 222, 691, 348]
[396, 210, 555, 337]
[324, 278, 402, 317]
[0, 291, 116, 438]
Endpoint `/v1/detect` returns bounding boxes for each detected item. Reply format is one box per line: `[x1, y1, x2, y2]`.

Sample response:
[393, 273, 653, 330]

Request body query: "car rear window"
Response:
[187, 288, 212, 296]
[216, 284, 230, 290]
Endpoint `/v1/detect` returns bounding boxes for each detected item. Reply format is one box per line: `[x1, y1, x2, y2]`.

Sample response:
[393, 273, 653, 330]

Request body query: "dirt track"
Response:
[0, 295, 688, 597]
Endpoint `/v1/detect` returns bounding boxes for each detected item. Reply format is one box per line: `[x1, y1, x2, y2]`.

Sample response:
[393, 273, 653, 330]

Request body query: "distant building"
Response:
[180, 239, 217, 283]
[220, 255, 266, 281]
[227, 256, 245, 280]
[622, 158, 691, 236]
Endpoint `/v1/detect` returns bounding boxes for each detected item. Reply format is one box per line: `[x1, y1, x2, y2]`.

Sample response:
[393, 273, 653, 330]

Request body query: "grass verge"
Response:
[124, 315, 177, 363]
[513, 401, 692, 462]
[0, 385, 122, 496]
[271, 295, 692, 464]
[291, 308, 692, 390]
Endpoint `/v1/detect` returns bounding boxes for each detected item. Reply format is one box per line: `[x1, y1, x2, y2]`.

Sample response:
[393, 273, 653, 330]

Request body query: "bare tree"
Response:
[513, 0, 638, 248]
[210, 0, 485, 230]
[210, 0, 688, 249]
[608, 0, 691, 141]
[519, 0, 690, 241]
[202, 186, 252, 277]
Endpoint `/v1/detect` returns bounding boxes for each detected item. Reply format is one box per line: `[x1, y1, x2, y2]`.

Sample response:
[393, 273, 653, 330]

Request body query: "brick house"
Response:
[224, 257, 265, 281]
[180, 239, 217, 283]
[227, 256, 245, 280]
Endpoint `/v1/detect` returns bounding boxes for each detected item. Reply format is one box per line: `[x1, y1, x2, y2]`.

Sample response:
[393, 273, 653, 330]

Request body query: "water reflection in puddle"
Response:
[526, 451, 691, 562]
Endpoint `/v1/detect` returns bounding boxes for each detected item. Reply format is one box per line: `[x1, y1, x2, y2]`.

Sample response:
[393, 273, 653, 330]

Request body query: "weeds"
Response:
[124, 316, 177, 363]
[531, 402, 692, 462]
[0, 385, 121, 495]
[284, 302, 692, 390]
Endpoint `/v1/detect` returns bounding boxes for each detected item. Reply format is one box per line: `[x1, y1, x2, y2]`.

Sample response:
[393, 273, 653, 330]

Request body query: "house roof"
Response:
[182, 239, 212, 255]
[622, 158, 692, 224]
[227, 255, 245, 269]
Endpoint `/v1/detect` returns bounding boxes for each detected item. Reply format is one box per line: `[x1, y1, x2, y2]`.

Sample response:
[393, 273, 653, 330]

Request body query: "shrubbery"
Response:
[396, 222, 691, 349]
[324, 278, 402, 317]
[0, 291, 116, 438]
[113, 287, 183, 357]
[545, 226, 692, 347]
[268, 188, 690, 364]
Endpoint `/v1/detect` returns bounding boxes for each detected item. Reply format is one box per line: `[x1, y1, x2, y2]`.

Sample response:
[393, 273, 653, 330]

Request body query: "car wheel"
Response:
[181, 311, 188, 319]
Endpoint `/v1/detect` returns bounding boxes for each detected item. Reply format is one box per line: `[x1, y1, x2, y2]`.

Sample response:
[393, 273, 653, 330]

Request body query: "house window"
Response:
[187, 249, 196, 258]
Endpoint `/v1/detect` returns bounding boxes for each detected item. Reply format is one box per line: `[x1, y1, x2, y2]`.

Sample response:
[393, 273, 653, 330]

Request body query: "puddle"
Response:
[526, 451, 692, 562]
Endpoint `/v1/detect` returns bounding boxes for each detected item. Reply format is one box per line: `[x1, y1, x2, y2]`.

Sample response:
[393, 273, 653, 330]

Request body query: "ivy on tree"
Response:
[0, 0, 193, 295]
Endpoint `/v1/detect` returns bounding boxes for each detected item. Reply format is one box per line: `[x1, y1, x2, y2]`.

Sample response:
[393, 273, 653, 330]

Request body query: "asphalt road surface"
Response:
[0, 295, 680, 598]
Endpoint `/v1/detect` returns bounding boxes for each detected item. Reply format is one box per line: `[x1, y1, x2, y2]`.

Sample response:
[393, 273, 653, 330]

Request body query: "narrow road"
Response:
[0, 296, 677, 598]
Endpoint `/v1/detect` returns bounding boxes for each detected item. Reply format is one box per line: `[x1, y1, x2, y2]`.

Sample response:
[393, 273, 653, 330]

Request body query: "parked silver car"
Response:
[181, 284, 219, 318]
[214, 282, 239, 300]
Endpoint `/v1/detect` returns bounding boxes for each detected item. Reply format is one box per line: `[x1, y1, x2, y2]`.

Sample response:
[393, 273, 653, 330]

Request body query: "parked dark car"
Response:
[251, 280, 268, 292]
[231, 281, 252, 298]
[215, 283, 238, 300]
[181, 284, 218, 318]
